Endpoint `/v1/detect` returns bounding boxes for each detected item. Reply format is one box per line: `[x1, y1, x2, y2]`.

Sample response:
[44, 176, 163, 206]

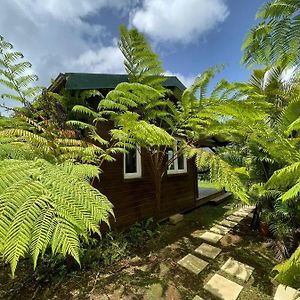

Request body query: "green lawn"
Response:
[198, 180, 221, 190]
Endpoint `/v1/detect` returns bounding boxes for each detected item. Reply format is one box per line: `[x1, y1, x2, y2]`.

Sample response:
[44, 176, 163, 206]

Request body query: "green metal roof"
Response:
[63, 73, 186, 91]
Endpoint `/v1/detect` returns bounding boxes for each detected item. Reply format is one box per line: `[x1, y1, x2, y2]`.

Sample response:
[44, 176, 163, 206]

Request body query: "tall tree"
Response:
[193, 68, 300, 287]
[0, 36, 114, 276]
[0, 35, 41, 110]
[242, 0, 300, 67]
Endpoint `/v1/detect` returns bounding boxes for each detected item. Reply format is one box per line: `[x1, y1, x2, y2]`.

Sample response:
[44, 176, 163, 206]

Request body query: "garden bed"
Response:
[0, 201, 279, 300]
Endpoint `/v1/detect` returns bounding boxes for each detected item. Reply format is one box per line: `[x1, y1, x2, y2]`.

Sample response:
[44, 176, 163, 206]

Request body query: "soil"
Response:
[0, 201, 279, 300]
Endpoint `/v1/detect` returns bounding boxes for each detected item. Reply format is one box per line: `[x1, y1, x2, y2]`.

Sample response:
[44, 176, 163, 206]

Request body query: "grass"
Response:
[198, 180, 221, 190]
[0, 201, 278, 300]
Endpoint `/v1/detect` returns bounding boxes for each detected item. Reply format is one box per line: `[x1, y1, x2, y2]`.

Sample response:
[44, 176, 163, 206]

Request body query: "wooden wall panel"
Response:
[94, 149, 197, 229]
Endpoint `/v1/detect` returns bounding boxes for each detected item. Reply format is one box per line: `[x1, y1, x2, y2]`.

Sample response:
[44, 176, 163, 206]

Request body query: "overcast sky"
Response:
[0, 0, 262, 97]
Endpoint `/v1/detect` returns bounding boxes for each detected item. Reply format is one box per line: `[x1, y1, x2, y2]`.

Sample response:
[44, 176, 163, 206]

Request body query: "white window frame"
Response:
[124, 146, 142, 179]
[167, 142, 187, 175]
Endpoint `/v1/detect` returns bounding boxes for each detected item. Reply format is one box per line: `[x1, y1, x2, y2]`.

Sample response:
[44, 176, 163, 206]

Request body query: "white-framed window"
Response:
[167, 142, 187, 174]
[124, 146, 142, 179]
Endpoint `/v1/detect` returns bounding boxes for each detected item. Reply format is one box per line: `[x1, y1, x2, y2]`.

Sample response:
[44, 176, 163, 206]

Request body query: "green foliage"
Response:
[267, 162, 300, 201]
[126, 218, 160, 247]
[0, 125, 101, 164]
[0, 37, 115, 277]
[91, 232, 129, 266]
[261, 199, 299, 260]
[119, 25, 166, 91]
[242, 0, 300, 66]
[0, 159, 113, 276]
[182, 62, 300, 287]
[103, 83, 174, 148]
[81, 219, 159, 267]
[187, 146, 249, 203]
[273, 246, 300, 288]
[0, 35, 41, 106]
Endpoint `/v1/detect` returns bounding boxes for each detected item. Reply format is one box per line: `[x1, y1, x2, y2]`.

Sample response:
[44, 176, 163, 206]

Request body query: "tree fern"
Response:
[273, 246, 300, 288]
[0, 38, 115, 277]
[119, 25, 166, 91]
[242, 0, 300, 66]
[0, 35, 41, 107]
[0, 159, 113, 276]
[186, 146, 249, 203]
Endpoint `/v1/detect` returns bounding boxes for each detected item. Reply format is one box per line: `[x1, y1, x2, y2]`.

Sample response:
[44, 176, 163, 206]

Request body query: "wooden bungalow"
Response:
[49, 73, 227, 228]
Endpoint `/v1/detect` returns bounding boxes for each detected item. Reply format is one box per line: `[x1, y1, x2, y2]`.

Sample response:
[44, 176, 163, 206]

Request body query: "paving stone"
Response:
[219, 219, 238, 228]
[226, 215, 244, 222]
[210, 224, 231, 235]
[195, 243, 221, 259]
[192, 296, 204, 300]
[199, 231, 223, 244]
[233, 210, 249, 217]
[274, 284, 300, 300]
[177, 254, 208, 275]
[221, 257, 254, 282]
[241, 206, 255, 212]
[143, 283, 163, 300]
[191, 230, 203, 238]
[169, 214, 184, 224]
[204, 274, 243, 300]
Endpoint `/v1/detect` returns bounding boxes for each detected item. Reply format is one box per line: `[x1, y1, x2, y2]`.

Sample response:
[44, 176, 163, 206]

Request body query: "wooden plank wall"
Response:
[94, 148, 197, 229]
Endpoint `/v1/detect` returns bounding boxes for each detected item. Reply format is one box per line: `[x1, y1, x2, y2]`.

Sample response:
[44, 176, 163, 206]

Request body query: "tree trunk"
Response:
[153, 171, 162, 217]
[251, 202, 261, 230]
[148, 151, 164, 220]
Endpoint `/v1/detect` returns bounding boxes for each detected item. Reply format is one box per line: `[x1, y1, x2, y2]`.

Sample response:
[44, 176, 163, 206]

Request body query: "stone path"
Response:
[209, 224, 230, 235]
[176, 205, 258, 299]
[192, 296, 204, 300]
[218, 219, 238, 228]
[226, 215, 244, 223]
[274, 284, 300, 300]
[177, 254, 208, 275]
[204, 274, 243, 300]
[199, 231, 223, 244]
[221, 258, 254, 282]
[195, 243, 222, 259]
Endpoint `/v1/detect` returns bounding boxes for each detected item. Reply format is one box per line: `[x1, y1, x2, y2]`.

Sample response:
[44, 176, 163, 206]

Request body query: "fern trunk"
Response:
[251, 202, 262, 230]
[153, 171, 162, 217]
[148, 151, 164, 219]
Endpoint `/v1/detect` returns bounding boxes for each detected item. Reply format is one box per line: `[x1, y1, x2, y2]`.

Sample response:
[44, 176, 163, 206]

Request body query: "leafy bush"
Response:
[126, 218, 160, 248]
[80, 219, 159, 268]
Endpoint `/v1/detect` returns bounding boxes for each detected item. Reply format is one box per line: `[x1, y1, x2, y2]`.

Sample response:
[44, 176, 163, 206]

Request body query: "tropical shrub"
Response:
[70, 26, 181, 216]
[0, 36, 114, 276]
[242, 0, 300, 66]
[0, 159, 113, 276]
[241, 0, 300, 285]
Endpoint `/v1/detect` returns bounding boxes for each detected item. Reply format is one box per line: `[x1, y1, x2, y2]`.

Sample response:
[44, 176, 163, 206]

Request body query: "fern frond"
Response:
[72, 105, 100, 118]
[0, 36, 40, 106]
[273, 246, 300, 288]
[0, 129, 50, 151]
[189, 146, 249, 202]
[0, 159, 113, 276]
[119, 25, 166, 91]
[242, 0, 300, 66]
[267, 162, 300, 190]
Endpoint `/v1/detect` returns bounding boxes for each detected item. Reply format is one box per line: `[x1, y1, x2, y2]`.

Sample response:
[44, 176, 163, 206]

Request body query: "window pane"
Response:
[125, 148, 137, 173]
[167, 149, 175, 170]
[177, 154, 185, 170]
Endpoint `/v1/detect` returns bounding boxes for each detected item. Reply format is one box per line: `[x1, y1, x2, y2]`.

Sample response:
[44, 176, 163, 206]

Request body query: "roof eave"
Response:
[47, 73, 66, 92]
